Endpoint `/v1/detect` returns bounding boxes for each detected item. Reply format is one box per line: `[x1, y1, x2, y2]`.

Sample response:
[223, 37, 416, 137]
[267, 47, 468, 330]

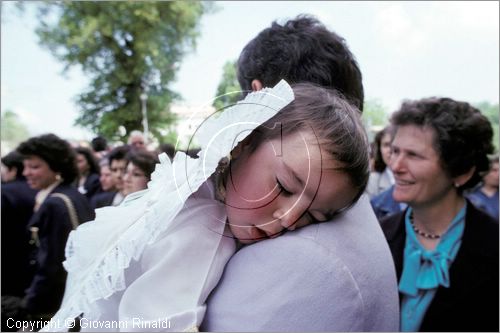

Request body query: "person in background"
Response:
[2, 151, 25, 183]
[371, 185, 406, 220]
[380, 97, 498, 331]
[91, 145, 130, 209]
[366, 126, 395, 199]
[74, 147, 102, 201]
[158, 143, 176, 161]
[202, 15, 399, 332]
[97, 158, 116, 193]
[15, 134, 94, 321]
[128, 130, 146, 151]
[122, 150, 158, 196]
[1, 151, 37, 299]
[91, 135, 110, 161]
[466, 154, 499, 220]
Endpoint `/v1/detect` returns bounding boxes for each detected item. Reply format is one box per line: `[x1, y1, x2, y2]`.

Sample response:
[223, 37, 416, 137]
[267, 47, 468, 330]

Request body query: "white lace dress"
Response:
[42, 80, 294, 332]
[79, 181, 235, 331]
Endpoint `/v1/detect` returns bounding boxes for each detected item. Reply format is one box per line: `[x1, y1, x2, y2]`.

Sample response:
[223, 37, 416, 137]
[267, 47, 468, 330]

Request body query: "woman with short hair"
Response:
[381, 97, 498, 331]
[16, 134, 94, 320]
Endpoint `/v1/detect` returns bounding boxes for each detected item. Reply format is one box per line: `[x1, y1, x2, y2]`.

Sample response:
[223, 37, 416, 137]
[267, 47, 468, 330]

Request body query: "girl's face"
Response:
[225, 130, 359, 244]
[123, 162, 148, 195]
[23, 155, 58, 190]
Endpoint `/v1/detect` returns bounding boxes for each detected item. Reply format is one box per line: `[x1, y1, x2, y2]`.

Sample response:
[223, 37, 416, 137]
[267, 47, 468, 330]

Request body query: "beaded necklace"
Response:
[409, 212, 442, 239]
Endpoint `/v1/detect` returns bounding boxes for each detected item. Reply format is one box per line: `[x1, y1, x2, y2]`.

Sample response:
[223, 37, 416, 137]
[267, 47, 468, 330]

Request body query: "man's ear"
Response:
[251, 79, 263, 91]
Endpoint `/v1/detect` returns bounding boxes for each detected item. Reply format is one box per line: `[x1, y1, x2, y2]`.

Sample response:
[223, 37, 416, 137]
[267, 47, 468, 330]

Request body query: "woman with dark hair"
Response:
[16, 134, 94, 321]
[74, 146, 102, 201]
[366, 126, 394, 199]
[123, 150, 158, 196]
[380, 97, 498, 331]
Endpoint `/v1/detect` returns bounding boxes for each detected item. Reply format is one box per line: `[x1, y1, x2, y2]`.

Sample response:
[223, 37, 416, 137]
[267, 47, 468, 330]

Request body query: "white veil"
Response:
[42, 80, 294, 331]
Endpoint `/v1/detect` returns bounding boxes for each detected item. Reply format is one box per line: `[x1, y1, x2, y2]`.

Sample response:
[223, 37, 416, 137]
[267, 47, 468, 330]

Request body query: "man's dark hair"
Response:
[237, 15, 364, 111]
[1, 150, 25, 179]
[107, 145, 131, 166]
[91, 136, 108, 152]
[18, 134, 78, 184]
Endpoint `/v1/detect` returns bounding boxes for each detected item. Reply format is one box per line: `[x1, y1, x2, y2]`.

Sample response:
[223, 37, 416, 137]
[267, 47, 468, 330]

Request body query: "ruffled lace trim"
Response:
[42, 80, 294, 331]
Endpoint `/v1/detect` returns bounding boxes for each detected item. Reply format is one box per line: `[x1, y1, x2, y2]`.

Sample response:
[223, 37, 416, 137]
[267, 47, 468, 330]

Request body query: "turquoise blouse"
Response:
[399, 206, 466, 331]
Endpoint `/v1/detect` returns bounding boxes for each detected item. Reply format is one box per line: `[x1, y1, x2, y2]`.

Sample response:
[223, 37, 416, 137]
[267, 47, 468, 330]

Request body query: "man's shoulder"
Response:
[227, 194, 394, 287]
[1, 180, 37, 201]
[203, 196, 400, 331]
[251, 195, 381, 252]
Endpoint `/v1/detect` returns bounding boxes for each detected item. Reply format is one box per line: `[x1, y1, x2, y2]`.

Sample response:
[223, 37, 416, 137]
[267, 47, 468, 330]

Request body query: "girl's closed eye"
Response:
[276, 178, 292, 196]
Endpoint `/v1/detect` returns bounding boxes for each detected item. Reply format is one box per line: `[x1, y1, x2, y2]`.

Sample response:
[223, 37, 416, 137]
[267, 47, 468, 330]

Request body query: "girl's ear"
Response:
[453, 166, 476, 188]
[251, 79, 263, 92]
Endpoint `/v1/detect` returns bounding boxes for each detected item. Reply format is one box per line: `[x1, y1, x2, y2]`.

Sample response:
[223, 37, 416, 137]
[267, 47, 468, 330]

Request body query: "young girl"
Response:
[44, 80, 369, 331]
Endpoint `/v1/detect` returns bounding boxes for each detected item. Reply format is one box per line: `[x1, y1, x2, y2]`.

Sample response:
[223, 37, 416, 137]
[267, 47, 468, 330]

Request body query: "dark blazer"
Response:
[82, 173, 102, 201]
[23, 184, 94, 316]
[380, 200, 499, 332]
[1, 179, 37, 296]
[90, 191, 117, 210]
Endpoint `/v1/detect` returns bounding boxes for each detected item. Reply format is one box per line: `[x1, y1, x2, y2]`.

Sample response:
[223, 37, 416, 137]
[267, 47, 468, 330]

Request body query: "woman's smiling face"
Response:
[390, 125, 455, 208]
[224, 130, 358, 244]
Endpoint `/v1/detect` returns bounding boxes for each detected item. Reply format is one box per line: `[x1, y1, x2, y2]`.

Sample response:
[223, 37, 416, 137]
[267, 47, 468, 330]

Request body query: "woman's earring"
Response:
[55, 173, 62, 181]
[454, 182, 460, 188]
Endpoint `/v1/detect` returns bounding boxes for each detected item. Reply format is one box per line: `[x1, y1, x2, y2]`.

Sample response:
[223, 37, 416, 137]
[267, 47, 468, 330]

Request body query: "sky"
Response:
[1, 1, 499, 142]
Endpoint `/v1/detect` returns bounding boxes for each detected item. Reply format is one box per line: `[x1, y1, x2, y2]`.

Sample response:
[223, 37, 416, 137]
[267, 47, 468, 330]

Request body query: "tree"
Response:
[475, 101, 499, 151]
[212, 60, 242, 110]
[1, 110, 31, 147]
[35, 1, 213, 141]
[362, 98, 390, 142]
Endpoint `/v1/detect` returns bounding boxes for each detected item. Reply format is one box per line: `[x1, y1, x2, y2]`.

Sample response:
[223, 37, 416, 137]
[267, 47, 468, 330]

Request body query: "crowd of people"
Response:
[1, 14, 498, 332]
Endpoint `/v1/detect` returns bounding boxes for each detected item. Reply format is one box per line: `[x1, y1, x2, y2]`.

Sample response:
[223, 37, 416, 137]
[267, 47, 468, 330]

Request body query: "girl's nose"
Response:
[273, 209, 303, 231]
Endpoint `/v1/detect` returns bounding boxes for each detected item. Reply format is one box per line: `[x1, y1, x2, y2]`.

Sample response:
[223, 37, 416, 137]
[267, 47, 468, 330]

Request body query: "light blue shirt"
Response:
[399, 206, 466, 331]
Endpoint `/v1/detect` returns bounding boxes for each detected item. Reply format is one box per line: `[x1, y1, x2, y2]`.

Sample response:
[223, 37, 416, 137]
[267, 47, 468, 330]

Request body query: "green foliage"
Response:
[212, 60, 242, 110]
[1, 110, 31, 146]
[35, 1, 213, 142]
[362, 98, 390, 127]
[362, 98, 390, 141]
[475, 101, 499, 151]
